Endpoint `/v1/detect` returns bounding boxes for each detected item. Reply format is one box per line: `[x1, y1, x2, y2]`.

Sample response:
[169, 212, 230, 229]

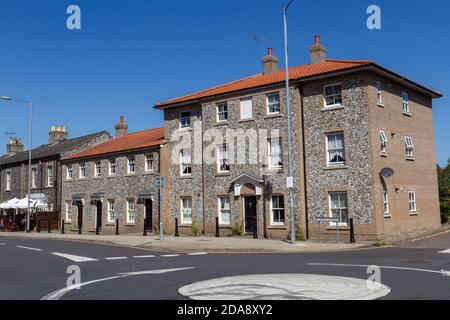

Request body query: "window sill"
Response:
[124, 224, 136, 227]
[215, 173, 231, 177]
[179, 224, 192, 227]
[215, 121, 229, 127]
[384, 215, 392, 219]
[125, 173, 136, 177]
[409, 212, 418, 217]
[323, 165, 347, 171]
[177, 127, 193, 132]
[402, 111, 412, 117]
[377, 103, 385, 108]
[179, 175, 193, 179]
[107, 175, 116, 179]
[105, 223, 116, 226]
[264, 113, 282, 119]
[268, 225, 287, 230]
[326, 225, 350, 231]
[65, 222, 73, 225]
[406, 157, 415, 161]
[238, 118, 255, 123]
[322, 105, 345, 112]
[65, 179, 73, 182]
[219, 224, 232, 228]
[380, 152, 388, 158]
[143, 171, 156, 176]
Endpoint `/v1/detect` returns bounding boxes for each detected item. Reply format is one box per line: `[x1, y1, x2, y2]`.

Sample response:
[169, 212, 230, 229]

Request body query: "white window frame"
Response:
[180, 149, 192, 176]
[217, 144, 230, 173]
[79, 163, 86, 179]
[329, 192, 349, 226]
[31, 168, 37, 189]
[408, 191, 417, 213]
[5, 171, 11, 191]
[218, 197, 231, 225]
[239, 98, 253, 120]
[380, 130, 388, 154]
[326, 133, 346, 166]
[47, 165, 54, 187]
[65, 200, 72, 222]
[323, 84, 343, 108]
[405, 136, 414, 158]
[127, 157, 136, 174]
[383, 190, 390, 216]
[107, 200, 115, 223]
[66, 165, 73, 180]
[268, 138, 283, 169]
[402, 91, 410, 113]
[94, 161, 102, 177]
[109, 159, 116, 176]
[270, 195, 285, 226]
[267, 93, 281, 115]
[217, 102, 228, 123]
[127, 199, 136, 224]
[376, 81, 383, 105]
[145, 154, 155, 173]
[181, 197, 193, 225]
[180, 111, 191, 129]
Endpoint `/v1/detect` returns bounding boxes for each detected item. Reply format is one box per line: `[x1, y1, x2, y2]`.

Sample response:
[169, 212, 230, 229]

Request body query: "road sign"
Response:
[154, 176, 164, 188]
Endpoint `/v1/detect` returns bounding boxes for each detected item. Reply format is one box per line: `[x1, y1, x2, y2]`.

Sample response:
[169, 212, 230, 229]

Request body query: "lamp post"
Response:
[0, 96, 33, 232]
[283, 0, 296, 244]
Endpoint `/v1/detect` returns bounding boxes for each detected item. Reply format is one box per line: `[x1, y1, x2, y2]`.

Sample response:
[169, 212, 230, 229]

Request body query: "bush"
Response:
[441, 201, 450, 224]
[191, 223, 200, 237]
[231, 223, 244, 237]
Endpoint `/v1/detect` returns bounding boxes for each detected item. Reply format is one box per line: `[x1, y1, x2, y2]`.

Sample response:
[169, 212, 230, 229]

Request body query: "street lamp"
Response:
[283, 0, 296, 244]
[0, 96, 33, 232]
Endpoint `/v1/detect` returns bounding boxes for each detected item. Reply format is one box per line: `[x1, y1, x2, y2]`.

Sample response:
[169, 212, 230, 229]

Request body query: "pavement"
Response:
[0, 231, 369, 253]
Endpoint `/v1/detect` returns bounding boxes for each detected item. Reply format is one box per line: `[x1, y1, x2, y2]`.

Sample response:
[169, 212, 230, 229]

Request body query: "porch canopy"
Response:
[138, 189, 157, 200]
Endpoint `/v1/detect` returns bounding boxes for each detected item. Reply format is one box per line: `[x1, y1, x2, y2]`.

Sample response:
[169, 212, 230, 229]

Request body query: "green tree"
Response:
[438, 159, 450, 223]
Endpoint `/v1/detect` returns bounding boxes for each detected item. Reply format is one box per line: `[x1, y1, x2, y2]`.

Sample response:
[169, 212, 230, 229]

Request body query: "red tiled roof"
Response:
[155, 60, 373, 108]
[63, 127, 164, 160]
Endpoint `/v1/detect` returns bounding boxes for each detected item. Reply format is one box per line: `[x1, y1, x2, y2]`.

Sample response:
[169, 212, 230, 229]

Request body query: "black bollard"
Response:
[349, 218, 356, 243]
[37, 220, 41, 233]
[96, 225, 99, 235]
[143, 219, 147, 236]
[253, 218, 257, 239]
[175, 218, 179, 237]
[61, 220, 65, 234]
[78, 223, 82, 235]
[215, 217, 220, 238]
[48, 220, 51, 233]
[115, 219, 119, 236]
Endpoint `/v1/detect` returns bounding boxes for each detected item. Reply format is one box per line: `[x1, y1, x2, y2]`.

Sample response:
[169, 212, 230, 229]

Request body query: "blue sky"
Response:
[0, 0, 449, 165]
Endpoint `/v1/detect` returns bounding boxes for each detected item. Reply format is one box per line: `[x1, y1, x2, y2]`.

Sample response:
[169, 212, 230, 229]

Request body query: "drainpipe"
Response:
[300, 86, 309, 239]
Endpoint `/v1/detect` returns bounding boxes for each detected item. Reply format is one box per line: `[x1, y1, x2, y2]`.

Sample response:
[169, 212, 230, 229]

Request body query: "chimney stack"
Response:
[262, 48, 279, 74]
[115, 116, 128, 137]
[309, 35, 326, 64]
[49, 126, 69, 144]
[6, 138, 24, 156]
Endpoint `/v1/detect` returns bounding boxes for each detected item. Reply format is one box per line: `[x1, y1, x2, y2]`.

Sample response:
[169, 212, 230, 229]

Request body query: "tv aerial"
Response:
[5, 132, 16, 139]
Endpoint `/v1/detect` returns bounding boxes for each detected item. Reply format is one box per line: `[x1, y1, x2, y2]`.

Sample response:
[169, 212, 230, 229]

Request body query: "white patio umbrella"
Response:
[16, 197, 38, 209]
[0, 198, 20, 209]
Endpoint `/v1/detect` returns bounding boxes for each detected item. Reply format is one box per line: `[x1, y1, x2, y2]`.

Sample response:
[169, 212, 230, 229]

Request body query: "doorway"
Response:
[96, 201, 102, 231]
[77, 202, 83, 231]
[244, 196, 257, 235]
[145, 199, 153, 231]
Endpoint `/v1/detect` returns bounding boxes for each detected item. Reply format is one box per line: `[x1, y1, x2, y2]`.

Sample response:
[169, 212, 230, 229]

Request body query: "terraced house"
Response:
[155, 36, 442, 241]
[60, 117, 165, 235]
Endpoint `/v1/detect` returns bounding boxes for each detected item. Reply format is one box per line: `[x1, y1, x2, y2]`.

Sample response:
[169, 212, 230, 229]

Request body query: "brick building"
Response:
[60, 117, 165, 235]
[155, 36, 442, 242]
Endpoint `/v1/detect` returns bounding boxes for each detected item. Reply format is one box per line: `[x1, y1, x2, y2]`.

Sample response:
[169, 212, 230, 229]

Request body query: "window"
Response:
[127, 200, 135, 224]
[380, 130, 388, 153]
[408, 191, 417, 213]
[324, 84, 343, 107]
[180, 149, 192, 176]
[217, 144, 230, 173]
[329, 192, 348, 225]
[271, 195, 285, 225]
[67, 165, 73, 180]
[65, 201, 72, 222]
[31, 168, 37, 189]
[326, 133, 345, 165]
[267, 93, 281, 114]
[217, 103, 228, 122]
[79, 163, 86, 179]
[218, 197, 231, 225]
[107, 200, 115, 223]
[383, 190, 390, 216]
[180, 111, 191, 129]
[47, 166, 54, 187]
[240, 98, 253, 120]
[376, 81, 383, 105]
[5, 171, 11, 191]
[405, 136, 414, 158]
[95, 161, 102, 177]
[402, 91, 410, 113]
[109, 159, 116, 175]
[145, 154, 155, 172]
[268, 138, 283, 169]
[181, 197, 192, 224]
[127, 157, 136, 174]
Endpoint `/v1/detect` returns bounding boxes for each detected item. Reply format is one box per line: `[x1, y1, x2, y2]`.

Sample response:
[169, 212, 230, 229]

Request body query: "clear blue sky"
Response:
[0, 0, 449, 165]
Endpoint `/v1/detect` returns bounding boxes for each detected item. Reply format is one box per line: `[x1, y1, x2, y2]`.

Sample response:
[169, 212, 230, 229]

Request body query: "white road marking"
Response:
[439, 249, 450, 254]
[133, 255, 155, 259]
[161, 254, 180, 258]
[41, 267, 195, 300]
[105, 257, 128, 261]
[188, 252, 208, 256]
[308, 263, 448, 276]
[0, 243, 6, 245]
[17, 246, 42, 252]
[52, 253, 98, 262]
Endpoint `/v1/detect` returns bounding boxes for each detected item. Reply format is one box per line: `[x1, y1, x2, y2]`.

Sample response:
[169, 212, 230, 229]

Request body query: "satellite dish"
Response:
[380, 168, 395, 178]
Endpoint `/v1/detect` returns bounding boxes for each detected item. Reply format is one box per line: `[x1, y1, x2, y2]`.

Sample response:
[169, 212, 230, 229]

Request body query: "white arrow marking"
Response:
[442, 270, 450, 277]
[439, 249, 450, 254]
[41, 267, 194, 300]
[52, 252, 98, 262]
[17, 246, 43, 252]
[308, 263, 448, 276]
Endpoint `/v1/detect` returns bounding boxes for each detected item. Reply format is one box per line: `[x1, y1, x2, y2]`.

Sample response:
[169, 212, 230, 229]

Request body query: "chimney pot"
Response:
[314, 35, 320, 45]
[268, 48, 273, 56]
[120, 116, 124, 125]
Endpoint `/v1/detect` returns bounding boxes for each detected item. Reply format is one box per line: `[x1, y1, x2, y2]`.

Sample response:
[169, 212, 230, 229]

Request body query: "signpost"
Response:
[154, 175, 164, 243]
[316, 216, 340, 244]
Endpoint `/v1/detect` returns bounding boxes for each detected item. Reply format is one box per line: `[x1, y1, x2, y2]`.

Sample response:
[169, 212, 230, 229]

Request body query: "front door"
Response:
[145, 199, 153, 231]
[77, 202, 83, 231]
[244, 196, 257, 235]
[96, 201, 102, 230]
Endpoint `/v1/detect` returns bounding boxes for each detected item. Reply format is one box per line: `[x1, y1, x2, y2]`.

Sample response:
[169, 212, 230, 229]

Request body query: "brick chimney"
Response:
[309, 35, 326, 64]
[115, 116, 128, 137]
[262, 48, 279, 74]
[6, 138, 24, 155]
[49, 126, 69, 144]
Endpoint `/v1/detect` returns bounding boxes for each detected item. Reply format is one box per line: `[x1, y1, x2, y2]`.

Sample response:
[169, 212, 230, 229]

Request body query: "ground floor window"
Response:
[181, 197, 192, 224]
[108, 200, 115, 223]
[127, 200, 135, 224]
[383, 190, 390, 216]
[270, 195, 285, 225]
[65, 201, 72, 222]
[329, 192, 348, 225]
[408, 191, 417, 213]
[218, 197, 231, 225]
